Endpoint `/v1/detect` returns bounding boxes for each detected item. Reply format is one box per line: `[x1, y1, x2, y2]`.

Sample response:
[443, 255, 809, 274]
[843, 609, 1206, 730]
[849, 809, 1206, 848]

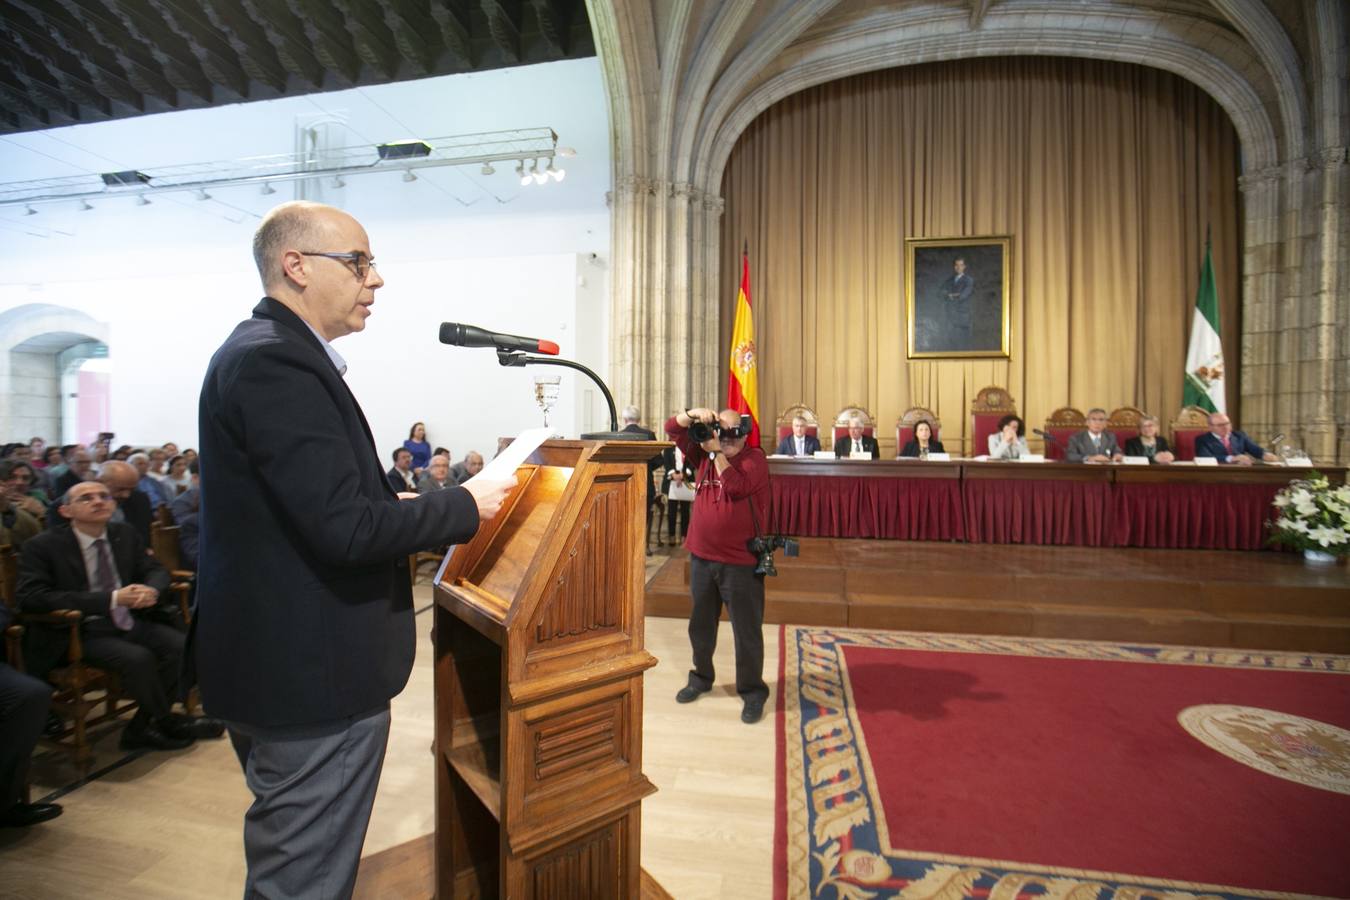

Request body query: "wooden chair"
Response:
[2, 544, 136, 772]
[831, 404, 875, 450]
[971, 386, 1017, 458]
[149, 523, 194, 627]
[1042, 407, 1085, 460]
[774, 404, 820, 447]
[408, 549, 444, 585]
[1170, 405, 1212, 461]
[1108, 406, 1145, 451]
[896, 407, 941, 453]
[155, 504, 174, 528]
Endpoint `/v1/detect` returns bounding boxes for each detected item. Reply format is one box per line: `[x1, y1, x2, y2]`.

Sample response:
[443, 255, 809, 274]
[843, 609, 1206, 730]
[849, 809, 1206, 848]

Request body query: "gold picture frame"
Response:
[905, 236, 1012, 359]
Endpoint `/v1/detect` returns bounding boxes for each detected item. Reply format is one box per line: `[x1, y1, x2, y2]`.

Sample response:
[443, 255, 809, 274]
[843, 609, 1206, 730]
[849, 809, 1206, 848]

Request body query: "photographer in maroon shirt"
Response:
[664, 407, 771, 724]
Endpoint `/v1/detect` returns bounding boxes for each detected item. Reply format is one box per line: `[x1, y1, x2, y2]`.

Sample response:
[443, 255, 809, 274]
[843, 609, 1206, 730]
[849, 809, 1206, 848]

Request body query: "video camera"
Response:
[689, 413, 753, 444]
[748, 534, 799, 577]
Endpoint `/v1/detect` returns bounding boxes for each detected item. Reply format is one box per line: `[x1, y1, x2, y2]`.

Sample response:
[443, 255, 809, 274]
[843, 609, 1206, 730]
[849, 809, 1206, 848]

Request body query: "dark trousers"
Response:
[0, 663, 50, 809]
[686, 554, 768, 703]
[82, 619, 184, 721]
[666, 500, 690, 541]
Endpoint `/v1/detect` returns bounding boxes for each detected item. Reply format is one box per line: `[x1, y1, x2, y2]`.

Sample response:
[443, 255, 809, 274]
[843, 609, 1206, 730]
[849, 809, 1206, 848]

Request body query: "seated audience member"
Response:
[1123, 415, 1175, 463]
[98, 460, 153, 545]
[49, 449, 92, 500]
[147, 448, 169, 483]
[1066, 408, 1123, 463]
[28, 437, 45, 466]
[450, 451, 485, 485]
[2, 460, 50, 517]
[16, 482, 223, 750]
[987, 414, 1029, 459]
[834, 416, 880, 459]
[89, 442, 109, 476]
[0, 461, 42, 548]
[1194, 413, 1279, 465]
[127, 452, 170, 511]
[161, 455, 192, 496]
[387, 447, 417, 494]
[111, 444, 133, 462]
[417, 454, 454, 493]
[0, 600, 62, 827]
[404, 422, 432, 475]
[775, 416, 821, 457]
[181, 448, 197, 465]
[45, 446, 73, 481]
[170, 460, 200, 569]
[899, 420, 945, 458]
[161, 442, 179, 458]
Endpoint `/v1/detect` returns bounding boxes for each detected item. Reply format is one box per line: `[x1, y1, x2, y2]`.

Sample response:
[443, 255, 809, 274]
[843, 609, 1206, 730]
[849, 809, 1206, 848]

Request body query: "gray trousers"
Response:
[227, 706, 391, 900]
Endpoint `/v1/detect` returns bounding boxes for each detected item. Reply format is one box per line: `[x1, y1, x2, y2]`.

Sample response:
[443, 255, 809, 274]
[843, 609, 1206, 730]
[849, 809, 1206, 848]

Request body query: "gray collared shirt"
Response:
[302, 321, 348, 377]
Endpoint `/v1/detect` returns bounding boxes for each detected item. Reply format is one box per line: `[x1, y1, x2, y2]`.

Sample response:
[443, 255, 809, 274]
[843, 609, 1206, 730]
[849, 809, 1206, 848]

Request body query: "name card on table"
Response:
[849, 451, 872, 460]
[925, 452, 952, 461]
[1193, 457, 1219, 466]
[1016, 454, 1046, 463]
[813, 451, 835, 460]
[1121, 456, 1150, 465]
[1284, 458, 1314, 468]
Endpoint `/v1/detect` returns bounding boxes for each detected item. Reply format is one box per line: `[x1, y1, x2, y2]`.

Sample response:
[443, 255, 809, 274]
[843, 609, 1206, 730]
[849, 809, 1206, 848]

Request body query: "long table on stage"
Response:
[767, 458, 1344, 550]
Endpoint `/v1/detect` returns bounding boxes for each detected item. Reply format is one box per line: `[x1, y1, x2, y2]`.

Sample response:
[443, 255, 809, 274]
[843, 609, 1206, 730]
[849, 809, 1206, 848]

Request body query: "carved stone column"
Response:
[1237, 167, 1283, 444]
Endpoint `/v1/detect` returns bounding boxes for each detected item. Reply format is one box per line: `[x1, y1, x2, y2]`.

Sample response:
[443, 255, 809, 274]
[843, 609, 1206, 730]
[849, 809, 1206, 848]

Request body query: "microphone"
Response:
[1032, 428, 1058, 444]
[1267, 432, 1285, 446]
[439, 322, 559, 356]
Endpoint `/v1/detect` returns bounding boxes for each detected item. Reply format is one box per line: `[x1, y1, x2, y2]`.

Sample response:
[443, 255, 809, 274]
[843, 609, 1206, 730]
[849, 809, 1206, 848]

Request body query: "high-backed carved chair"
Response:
[5, 545, 136, 772]
[1108, 406, 1145, 451]
[1042, 407, 1085, 461]
[1170, 405, 1212, 461]
[774, 404, 820, 448]
[971, 386, 1017, 458]
[896, 407, 942, 453]
[831, 405, 875, 450]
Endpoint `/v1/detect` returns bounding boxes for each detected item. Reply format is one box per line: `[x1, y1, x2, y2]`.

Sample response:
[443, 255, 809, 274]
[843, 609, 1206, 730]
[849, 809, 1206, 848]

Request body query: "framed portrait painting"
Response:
[905, 236, 1011, 359]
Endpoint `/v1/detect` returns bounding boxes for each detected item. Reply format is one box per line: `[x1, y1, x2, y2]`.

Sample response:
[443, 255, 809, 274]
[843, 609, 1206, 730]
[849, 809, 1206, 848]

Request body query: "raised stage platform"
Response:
[644, 541, 1350, 654]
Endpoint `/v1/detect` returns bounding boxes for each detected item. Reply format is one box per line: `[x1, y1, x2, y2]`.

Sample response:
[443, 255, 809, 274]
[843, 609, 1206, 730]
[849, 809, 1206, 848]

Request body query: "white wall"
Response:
[5, 350, 60, 441]
[0, 58, 615, 459]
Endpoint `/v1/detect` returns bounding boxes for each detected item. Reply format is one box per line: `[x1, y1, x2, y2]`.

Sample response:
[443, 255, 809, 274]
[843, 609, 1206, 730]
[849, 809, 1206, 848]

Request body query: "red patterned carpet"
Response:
[776, 627, 1350, 899]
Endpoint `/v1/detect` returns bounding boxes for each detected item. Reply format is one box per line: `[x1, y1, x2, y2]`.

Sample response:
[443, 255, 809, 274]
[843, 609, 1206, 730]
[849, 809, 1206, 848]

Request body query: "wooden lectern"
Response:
[433, 439, 662, 898]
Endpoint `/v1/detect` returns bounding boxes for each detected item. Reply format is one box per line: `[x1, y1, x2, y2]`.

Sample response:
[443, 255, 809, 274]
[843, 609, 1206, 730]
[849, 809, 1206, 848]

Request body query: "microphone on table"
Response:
[1032, 428, 1058, 444]
[438, 322, 560, 356]
[1266, 432, 1285, 447]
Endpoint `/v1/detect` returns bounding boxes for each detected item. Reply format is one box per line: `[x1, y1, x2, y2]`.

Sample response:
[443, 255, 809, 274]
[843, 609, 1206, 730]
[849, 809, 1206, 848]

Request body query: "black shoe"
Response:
[43, 712, 63, 738]
[1, 802, 63, 828]
[741, 699, 766, 724]
[161, 713, 226, 740]
[675, 686, 706, 704]
[120, 719, 194, 752]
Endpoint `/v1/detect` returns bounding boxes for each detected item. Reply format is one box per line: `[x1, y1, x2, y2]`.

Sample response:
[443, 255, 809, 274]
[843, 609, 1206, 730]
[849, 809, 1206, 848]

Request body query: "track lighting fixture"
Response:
[481, 162, 495, 176]
[402, 169, 417, 182]
[260, 182, 276, 195]
[136, 195, 152, 206]
[23, 204, 37, 215]
[78, 199, 93, 211]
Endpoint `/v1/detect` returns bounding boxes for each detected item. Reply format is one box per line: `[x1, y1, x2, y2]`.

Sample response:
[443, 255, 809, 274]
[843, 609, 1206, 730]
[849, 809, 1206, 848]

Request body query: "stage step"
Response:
[644, 541, 1350, 654]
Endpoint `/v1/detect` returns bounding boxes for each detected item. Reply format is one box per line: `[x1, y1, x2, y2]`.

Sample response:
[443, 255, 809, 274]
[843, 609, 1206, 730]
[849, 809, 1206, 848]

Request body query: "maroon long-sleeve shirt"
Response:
[665, 416, 770, 566]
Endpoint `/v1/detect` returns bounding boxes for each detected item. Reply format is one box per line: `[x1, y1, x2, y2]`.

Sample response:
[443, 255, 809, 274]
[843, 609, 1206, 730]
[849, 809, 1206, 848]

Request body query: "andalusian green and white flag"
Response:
[1183, 241, 1225, 413]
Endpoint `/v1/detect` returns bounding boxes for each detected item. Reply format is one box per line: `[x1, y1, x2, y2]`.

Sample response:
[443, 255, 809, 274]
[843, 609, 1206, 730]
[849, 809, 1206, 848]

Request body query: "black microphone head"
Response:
[439, 322, 466, 345]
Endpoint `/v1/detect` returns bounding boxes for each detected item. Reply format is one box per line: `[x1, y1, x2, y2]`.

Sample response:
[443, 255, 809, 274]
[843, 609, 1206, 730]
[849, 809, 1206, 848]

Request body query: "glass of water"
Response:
[533, 375, 561, 428]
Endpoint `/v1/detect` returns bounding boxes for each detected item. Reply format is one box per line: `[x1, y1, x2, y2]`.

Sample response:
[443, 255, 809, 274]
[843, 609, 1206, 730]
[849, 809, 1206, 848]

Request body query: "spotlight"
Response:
[402, 169, 417, 183]
[23, 204, 37, 216]
[531, 159, 547, 185]
[517, 160, 529, 186]
[195, 189, 211, 201]
[78, 199, 93, 211]
[480, 162, 495, 176]
[136, 195, 152, 206]
[545, 159, 565, 182]
[260, 182, 276, 195]
[331, 175, 345, 188]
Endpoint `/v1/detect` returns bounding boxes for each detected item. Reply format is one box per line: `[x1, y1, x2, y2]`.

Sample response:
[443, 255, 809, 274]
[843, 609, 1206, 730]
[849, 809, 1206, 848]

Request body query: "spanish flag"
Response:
[727, 248, 761, 448]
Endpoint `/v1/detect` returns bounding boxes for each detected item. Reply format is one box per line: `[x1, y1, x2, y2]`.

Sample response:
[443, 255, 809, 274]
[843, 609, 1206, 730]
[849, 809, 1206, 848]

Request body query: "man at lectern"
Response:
[665, 408, 771, 724]
[192, 201, 517, 899]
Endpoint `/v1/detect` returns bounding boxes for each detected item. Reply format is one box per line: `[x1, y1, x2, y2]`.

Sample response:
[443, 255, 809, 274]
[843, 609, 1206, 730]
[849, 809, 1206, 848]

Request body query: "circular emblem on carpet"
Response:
[1178, 704, 1350, 795]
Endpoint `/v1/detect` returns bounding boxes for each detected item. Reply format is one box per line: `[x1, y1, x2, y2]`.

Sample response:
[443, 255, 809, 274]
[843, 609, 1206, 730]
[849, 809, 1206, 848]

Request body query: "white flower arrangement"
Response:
[1270, 474, 1350, 556]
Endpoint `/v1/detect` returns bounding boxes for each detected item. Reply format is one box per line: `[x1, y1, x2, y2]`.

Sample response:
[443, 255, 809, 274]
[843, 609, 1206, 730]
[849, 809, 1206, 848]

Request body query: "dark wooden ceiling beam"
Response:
[48, 0, 181, 107]
[374, 0, 435, 75]
[90, 0, 215, 101]
[0, 61, 73, 126]
[332, 0, 402, 78]
[147, 0, 252, 98]
[429, 2, 473, 67]
[530, 0, 570, 57]
[236, 0, 326, 89]
[1, 13, 116, 114]
[197, 0, 290, 92]
[285, 0, 363, 85]
[482, 0, 522, 64]
[9, 1, 145, 110]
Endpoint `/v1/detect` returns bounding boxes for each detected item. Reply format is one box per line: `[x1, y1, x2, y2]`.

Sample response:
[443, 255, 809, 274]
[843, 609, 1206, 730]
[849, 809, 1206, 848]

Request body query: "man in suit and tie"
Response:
[834, 416, 880, 459]
[17, 481, 222, 751]
[936, 256, 975, 346]
[1066, 408, 1123, 463]
[194, 201, 517, 898]
[774, 416, 821, 457]
[1194, 413, 1279, 464]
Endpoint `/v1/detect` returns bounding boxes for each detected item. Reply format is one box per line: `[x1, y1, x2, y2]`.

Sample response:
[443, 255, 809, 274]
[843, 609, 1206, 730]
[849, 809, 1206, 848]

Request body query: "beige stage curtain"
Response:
[720, 57, 1240, 455]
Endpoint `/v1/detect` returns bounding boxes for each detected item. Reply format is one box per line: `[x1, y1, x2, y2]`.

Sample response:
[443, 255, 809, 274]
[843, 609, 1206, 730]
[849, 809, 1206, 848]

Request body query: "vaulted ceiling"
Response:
[0, 0, 594, 135]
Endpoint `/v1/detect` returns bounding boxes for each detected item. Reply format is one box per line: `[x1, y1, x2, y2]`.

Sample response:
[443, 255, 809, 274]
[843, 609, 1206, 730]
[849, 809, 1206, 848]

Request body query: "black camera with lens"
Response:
[689, 413, 753, 444]
[748, 534, 799, 577]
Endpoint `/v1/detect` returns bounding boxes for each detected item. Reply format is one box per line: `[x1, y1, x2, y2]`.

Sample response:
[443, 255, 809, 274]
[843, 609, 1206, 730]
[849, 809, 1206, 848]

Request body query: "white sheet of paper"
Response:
[468, 427, 555, 483]
[668, 481, 695, 502]
[1122, 456, 1150, 465]
[1193, 456, 1219, 467]
[926, 452, 952, 461]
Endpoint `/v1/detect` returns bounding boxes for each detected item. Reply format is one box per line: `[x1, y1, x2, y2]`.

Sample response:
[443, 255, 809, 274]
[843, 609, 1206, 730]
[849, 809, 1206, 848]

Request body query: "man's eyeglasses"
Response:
[301, 251, 376, 280]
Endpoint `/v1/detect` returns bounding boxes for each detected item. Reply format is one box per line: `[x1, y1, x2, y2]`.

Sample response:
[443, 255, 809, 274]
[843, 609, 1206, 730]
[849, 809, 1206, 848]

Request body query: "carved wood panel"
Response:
[526, 820, 623, 899]
[527, 696, 626, 790]
[531, 479, 624, 647]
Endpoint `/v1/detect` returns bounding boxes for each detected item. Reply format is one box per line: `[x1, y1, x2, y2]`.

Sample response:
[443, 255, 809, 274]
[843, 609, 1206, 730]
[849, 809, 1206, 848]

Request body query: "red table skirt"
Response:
[1113, 482, 1279, 550]
[770, 475, 965, 541]
[963, 479, 1113, 546]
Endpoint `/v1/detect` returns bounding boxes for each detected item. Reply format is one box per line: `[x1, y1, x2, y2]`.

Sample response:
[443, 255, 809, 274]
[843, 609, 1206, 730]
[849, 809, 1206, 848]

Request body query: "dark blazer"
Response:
[620, 423, 661, 506]
[16, 522, 170, 680]
[386, 466, 416, 494]
[1194, 430, 1265, 462]
[193, 297, 481, 728]
[774, 433, 821, 457]
[835, 435, 881, 460]
[1123, 435, 1172, 462]
[899, 438, 946, 458]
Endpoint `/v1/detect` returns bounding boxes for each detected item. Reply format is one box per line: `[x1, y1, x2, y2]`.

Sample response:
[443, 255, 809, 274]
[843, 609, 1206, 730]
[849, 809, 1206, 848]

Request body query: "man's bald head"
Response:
[99, 460, 139, 498]
[253, 201, 348, 291]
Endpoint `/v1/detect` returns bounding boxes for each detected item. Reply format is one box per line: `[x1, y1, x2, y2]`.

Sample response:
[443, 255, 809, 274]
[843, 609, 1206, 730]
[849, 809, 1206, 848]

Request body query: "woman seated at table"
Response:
[899, 420, 945, 458]
[987, 414, 1029, 459]
[1123, 415, 1175, 463]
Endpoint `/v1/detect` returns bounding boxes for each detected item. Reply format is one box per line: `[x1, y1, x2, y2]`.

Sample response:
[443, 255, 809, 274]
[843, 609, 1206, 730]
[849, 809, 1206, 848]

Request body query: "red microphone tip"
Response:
[537, 340, 560, 355]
